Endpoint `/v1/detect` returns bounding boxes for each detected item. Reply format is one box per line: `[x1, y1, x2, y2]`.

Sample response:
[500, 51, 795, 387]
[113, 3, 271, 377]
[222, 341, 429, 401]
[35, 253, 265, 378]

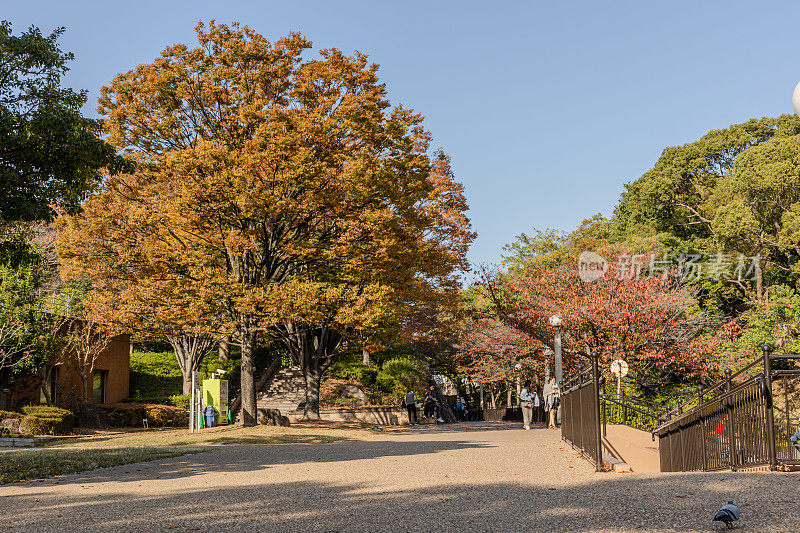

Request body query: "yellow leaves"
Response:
[59, 21, 475, 347]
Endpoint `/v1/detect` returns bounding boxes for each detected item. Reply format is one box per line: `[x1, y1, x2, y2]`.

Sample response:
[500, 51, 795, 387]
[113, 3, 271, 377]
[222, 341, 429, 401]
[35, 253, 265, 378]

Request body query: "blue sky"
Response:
[6, 1, 800, 269]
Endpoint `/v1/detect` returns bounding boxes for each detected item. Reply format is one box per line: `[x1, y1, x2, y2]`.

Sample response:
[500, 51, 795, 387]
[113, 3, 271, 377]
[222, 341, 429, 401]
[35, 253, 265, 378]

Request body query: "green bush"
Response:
[100, 403, 187, 428]
[168, 394, 190, 410]
[18, 406, 74, 435]
[130, 350, 246, 406]
[129, 351, 183, 401]
[329, 360, 379, 387]
[375, 371, 395, 393]
[378, 358, 424, 396]
[0, 410, 22, 420]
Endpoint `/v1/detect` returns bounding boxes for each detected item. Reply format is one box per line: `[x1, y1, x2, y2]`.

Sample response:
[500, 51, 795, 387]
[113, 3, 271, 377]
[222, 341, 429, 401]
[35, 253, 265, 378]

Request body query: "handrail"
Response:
[229, 356, 281, 415]
[654, 376, 760, 435]
[600, 394, 660, 420]
[657, 356, 766, 423]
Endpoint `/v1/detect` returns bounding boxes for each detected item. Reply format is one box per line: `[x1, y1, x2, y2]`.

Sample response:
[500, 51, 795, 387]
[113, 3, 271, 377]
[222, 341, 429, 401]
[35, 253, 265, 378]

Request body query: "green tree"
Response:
[0, 21, 124, 225]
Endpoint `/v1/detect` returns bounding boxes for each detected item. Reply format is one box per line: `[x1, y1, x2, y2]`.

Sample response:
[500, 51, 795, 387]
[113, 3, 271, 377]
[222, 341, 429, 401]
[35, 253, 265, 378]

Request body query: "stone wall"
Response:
[290, 407, 410, 425]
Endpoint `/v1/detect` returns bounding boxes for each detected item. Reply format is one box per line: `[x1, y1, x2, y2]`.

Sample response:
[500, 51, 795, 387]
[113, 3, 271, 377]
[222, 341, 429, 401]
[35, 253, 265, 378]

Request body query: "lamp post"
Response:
[543, 348, 553, 383]
[793, 81, 800, 117]
[549, 314, 563, 384]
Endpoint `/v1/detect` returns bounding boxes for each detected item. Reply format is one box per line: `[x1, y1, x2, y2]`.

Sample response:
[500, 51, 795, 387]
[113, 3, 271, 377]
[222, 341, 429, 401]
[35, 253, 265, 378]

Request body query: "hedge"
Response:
[0, 410, 22, 420]
[99, 403, 187, 428]
[18, 406, 75, 435]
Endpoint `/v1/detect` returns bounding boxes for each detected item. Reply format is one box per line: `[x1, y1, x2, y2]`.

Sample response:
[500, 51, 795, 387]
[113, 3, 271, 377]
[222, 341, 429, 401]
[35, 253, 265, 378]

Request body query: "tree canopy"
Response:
[0, 21, 124, 225]
[58, 21, 474, 422]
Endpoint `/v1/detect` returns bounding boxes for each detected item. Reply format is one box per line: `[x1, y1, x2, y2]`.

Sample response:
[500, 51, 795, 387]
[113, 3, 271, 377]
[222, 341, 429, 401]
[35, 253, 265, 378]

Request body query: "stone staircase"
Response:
[255, 365, 306, 415]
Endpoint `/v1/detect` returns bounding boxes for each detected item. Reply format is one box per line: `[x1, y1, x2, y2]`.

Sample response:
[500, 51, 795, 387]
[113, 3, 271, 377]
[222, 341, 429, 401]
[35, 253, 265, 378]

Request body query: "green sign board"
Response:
[202, 379, 229, 425]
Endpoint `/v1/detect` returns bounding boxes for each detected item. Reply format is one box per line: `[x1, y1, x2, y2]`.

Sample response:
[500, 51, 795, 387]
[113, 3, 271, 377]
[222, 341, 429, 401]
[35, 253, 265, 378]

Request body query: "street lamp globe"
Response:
[793, 80, 800, 117]
[549, 314, 562, 327]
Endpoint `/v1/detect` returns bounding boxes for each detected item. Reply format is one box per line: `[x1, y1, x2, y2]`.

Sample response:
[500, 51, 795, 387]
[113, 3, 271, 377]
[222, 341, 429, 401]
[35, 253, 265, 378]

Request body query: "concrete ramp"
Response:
[602, 424, 660, 472]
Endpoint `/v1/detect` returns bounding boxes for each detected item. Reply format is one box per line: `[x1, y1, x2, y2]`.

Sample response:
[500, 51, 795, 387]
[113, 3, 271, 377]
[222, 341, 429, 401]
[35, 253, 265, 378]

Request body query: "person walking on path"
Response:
[544, 377, 560, 429]
[404, 390, 417, 425]
[519, 380, 535, 430]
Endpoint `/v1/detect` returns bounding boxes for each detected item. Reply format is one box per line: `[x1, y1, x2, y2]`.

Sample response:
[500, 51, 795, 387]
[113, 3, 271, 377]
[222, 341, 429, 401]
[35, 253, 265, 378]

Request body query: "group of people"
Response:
[519, 377, 560, 430]
[403, 377, 561, 430]
[403, 385, 445, 425]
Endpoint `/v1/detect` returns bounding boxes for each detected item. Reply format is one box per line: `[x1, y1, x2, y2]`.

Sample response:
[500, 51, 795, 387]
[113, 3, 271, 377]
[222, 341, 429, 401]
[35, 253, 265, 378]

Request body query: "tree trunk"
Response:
[219, 336, 230, 361]
[756, 259, 764, 301]
[182, 373, 193, 396]
[362, 348, 370, 366]
[303, 365, 322, 420]
[168, 333, 215, 395]
[240, 329, 257, 426]
[79, 374, 88, 404]
[40, 366, 53, 406]
[506, 386, 512, 408]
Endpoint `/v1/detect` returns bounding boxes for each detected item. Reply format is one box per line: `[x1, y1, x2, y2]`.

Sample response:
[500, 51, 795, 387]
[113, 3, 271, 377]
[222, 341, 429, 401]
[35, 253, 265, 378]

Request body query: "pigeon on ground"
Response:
[713, 501, 740, 529]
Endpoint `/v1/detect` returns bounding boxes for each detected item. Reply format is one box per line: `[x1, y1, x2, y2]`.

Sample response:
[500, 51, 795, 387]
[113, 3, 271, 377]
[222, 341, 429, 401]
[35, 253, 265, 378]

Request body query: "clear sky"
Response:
[6, 1, 800, 269]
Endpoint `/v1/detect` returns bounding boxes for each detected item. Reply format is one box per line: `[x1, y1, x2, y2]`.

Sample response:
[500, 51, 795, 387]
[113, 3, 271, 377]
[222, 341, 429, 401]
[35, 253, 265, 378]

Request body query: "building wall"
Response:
[11, 333, 131, 409]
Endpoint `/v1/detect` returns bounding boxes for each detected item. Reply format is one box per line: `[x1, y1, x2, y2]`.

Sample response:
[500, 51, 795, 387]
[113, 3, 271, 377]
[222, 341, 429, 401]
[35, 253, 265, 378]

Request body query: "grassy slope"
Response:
[52, 424, 362, 448]
[0, 447, 200, 483]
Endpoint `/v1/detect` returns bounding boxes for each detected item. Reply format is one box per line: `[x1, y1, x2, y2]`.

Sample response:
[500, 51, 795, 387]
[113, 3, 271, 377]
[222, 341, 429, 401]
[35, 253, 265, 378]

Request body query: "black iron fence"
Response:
[561, 357, 604, 471]
[651, 346, 800, 472]
[600, 392, 661, 433]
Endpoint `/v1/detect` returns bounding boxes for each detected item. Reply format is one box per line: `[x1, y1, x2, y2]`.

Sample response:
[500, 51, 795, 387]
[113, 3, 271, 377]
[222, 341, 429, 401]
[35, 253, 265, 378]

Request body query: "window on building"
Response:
[92, 370, 107, 404]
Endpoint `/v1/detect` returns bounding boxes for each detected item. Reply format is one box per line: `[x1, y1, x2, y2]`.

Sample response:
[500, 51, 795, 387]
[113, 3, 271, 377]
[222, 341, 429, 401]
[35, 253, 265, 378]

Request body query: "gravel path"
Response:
[1, 422, 799, 532]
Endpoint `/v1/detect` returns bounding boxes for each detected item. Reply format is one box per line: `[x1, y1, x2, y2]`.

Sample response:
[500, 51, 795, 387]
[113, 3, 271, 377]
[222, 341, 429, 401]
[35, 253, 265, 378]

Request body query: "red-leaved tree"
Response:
[483, 251, 725, 385]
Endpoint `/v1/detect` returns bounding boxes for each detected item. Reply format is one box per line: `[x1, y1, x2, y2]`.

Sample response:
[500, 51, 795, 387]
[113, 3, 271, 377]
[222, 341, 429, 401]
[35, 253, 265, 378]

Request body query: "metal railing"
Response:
[562, 346, 800, 472]
[601, 393, 661, 433]
[652, 346, 800, 472]
[561, 355, 604, 471]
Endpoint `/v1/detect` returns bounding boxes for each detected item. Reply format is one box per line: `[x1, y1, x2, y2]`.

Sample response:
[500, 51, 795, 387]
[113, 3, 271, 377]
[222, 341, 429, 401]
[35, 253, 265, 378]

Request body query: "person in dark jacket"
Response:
[423, 386, 443, 422]
[404, 390, 417, 425]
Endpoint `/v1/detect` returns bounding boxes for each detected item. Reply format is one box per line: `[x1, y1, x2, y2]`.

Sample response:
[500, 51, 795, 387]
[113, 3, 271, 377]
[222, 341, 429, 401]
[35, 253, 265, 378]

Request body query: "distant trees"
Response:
[612, 115, 800, 303]
[482, 250, 725, 385]
[59, 22, 473, 423]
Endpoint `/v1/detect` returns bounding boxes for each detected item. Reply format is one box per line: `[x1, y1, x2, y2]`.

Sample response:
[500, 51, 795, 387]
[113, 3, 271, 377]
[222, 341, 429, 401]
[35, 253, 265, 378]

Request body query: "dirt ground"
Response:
[1, 422, 799, 532]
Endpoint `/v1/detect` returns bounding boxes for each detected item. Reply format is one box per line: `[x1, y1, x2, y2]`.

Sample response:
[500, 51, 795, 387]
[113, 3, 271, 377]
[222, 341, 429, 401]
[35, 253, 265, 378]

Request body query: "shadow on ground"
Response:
[3, 471, 799, 532]
[17, 439, 494, 485]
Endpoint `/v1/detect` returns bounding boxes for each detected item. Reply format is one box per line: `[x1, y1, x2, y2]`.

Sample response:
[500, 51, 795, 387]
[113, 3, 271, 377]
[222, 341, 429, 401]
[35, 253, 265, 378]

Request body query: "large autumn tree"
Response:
[58, 22, 473, 423]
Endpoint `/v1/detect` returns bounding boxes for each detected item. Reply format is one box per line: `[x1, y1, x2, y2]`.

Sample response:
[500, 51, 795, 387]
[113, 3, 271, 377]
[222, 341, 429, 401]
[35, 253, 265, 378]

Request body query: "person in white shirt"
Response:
[519, 380, 535, 430]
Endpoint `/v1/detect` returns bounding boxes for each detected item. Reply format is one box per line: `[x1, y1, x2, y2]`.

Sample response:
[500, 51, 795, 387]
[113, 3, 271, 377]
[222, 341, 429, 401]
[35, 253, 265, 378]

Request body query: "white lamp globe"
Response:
[793, 80, 800, 117]
[549, 314, 562, 327]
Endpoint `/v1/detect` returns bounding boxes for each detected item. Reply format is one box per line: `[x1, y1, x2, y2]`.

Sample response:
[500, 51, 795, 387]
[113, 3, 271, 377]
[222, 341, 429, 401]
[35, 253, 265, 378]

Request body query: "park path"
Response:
[1, 422, 799, 532]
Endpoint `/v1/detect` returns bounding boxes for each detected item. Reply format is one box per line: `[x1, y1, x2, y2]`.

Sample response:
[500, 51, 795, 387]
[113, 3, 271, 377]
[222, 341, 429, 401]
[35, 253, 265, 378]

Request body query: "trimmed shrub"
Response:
[129, 351, 183, 400]
[0, 410, 22, 420]
[168, 394, 190, 410]
[377, 358, 424, 396]
[18, 406, 75, 435]
[100, 403, 187, 428]
[21, 405, 73, 417]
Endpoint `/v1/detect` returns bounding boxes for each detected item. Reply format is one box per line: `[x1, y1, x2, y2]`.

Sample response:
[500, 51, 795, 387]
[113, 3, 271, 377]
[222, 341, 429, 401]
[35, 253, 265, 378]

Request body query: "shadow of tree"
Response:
[4, 471, 799, 531]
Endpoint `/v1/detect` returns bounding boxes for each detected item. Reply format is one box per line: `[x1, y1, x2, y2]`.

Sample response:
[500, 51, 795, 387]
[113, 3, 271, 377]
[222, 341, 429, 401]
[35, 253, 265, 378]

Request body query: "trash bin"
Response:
[203, 405, 217, 428]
